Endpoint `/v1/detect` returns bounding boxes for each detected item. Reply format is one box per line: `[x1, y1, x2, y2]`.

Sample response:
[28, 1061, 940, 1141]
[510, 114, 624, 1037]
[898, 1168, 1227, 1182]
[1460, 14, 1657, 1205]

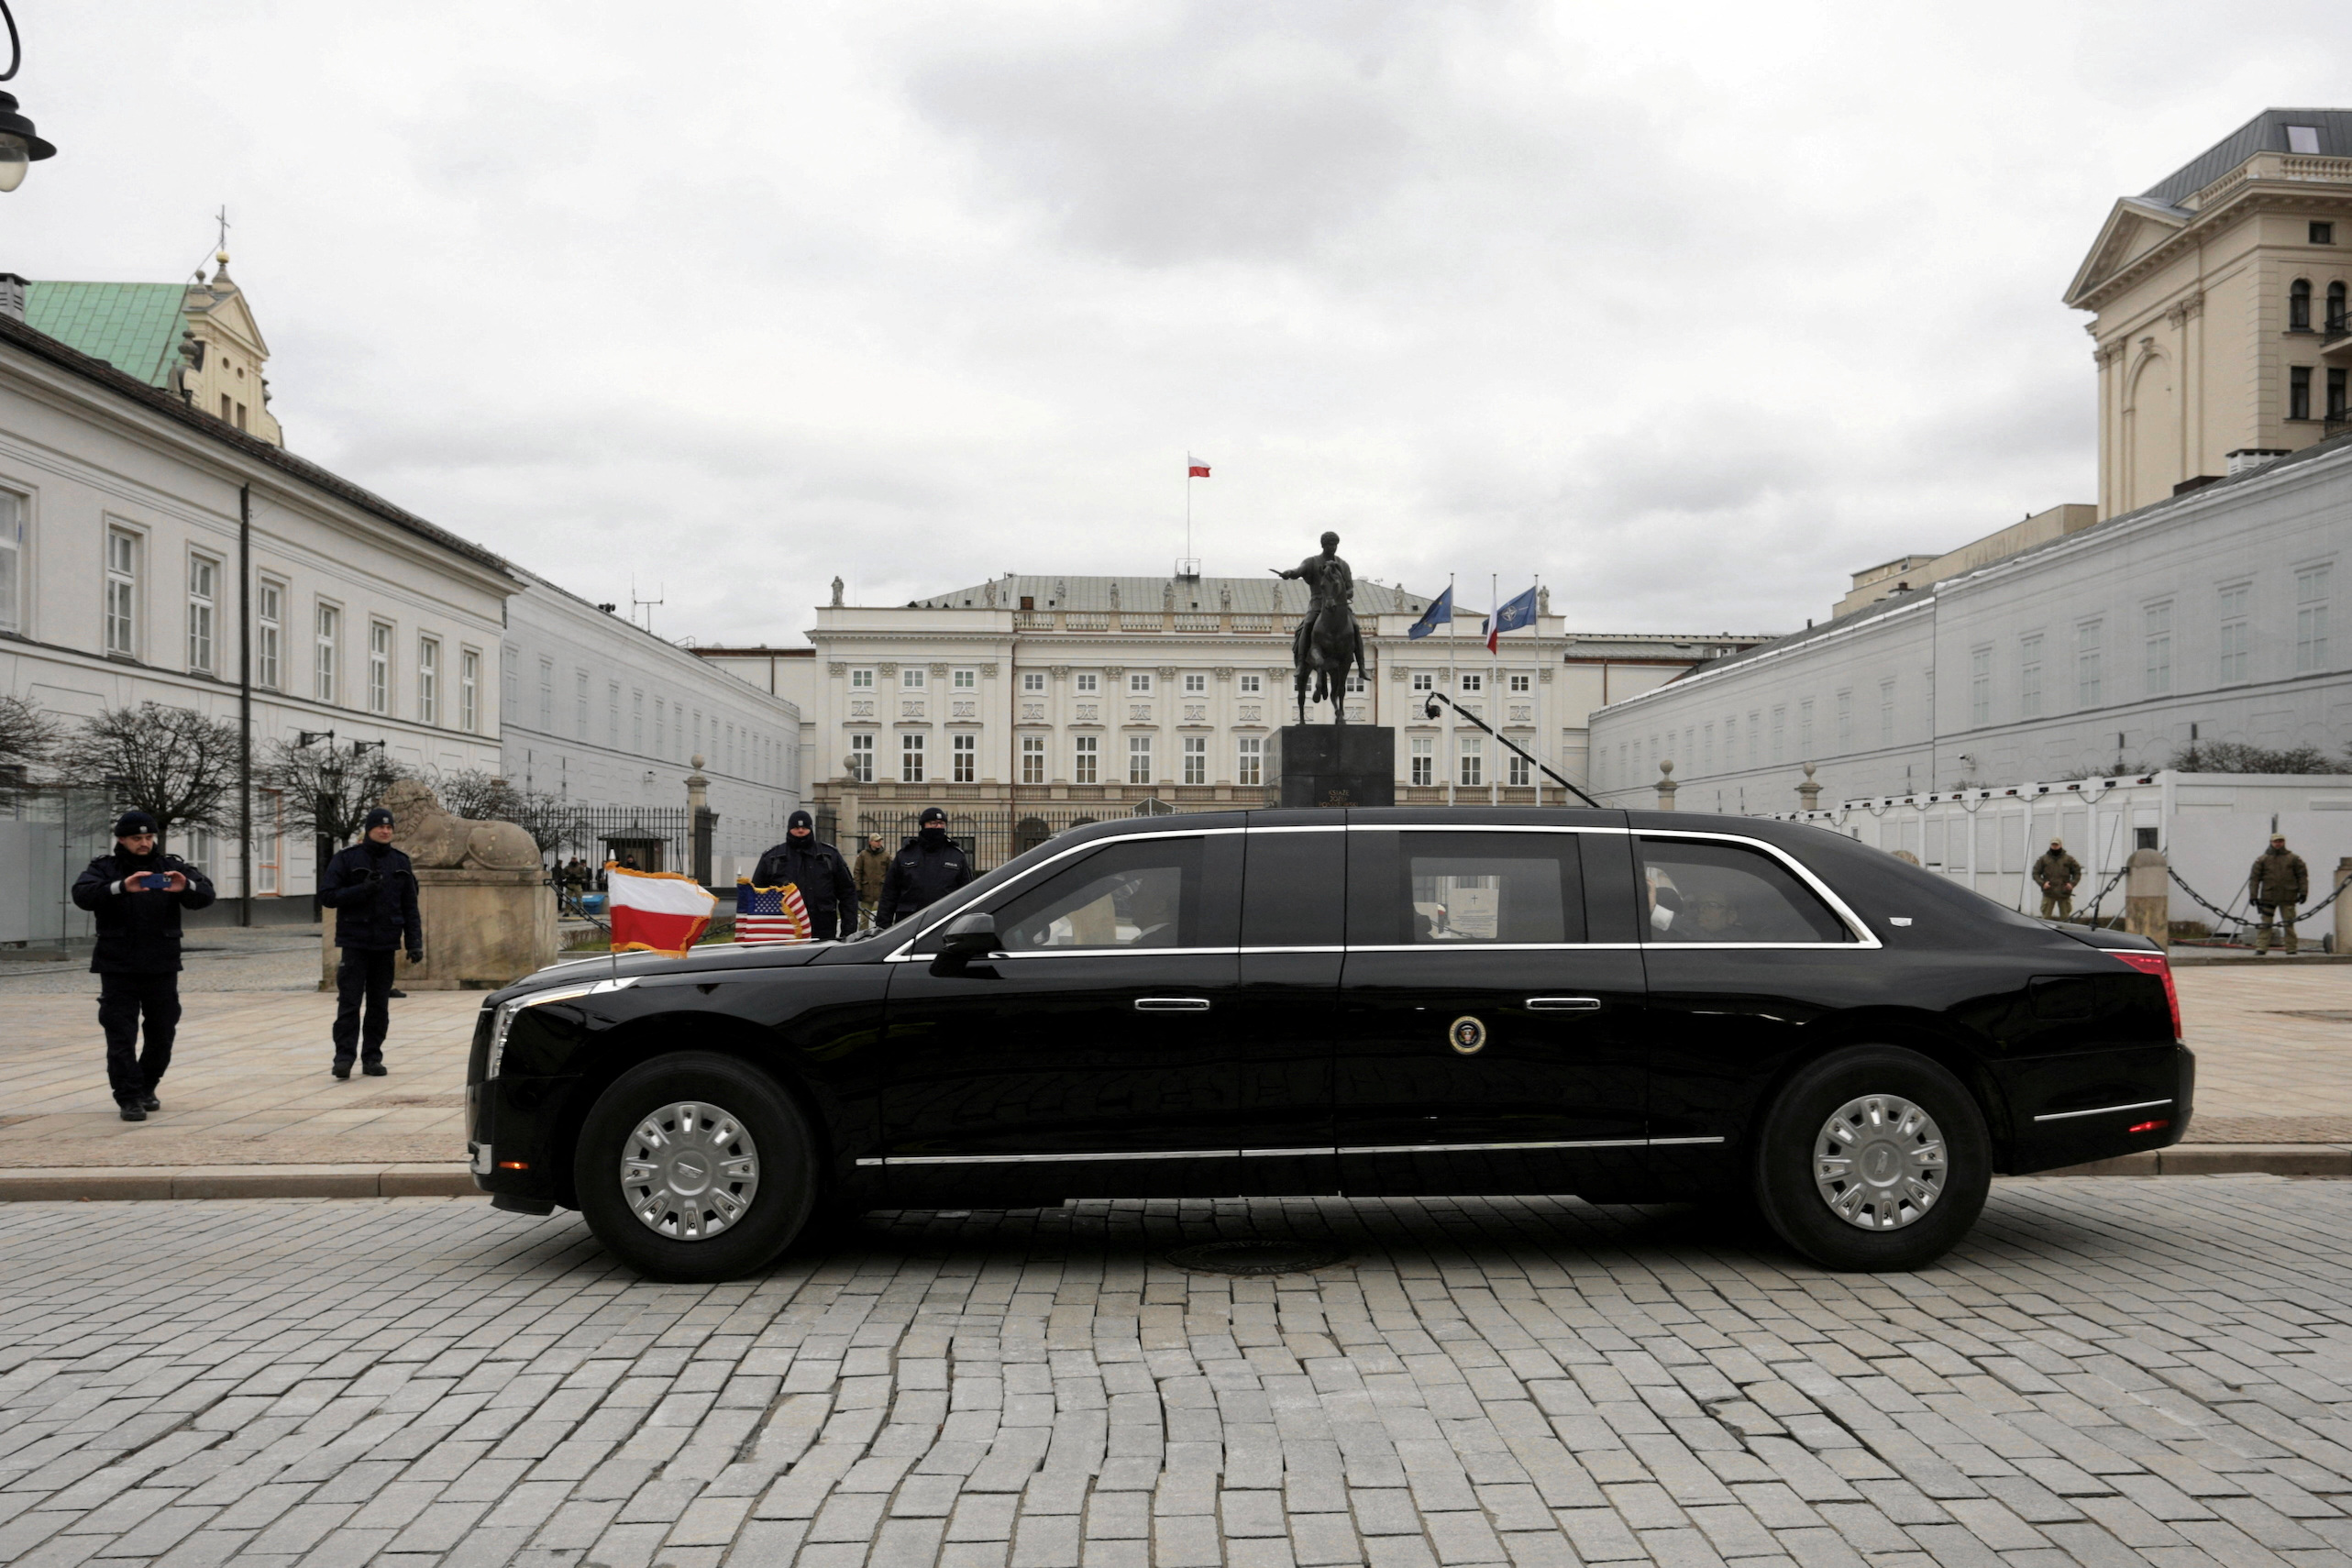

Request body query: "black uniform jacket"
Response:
[321, 843, 423, 953]
[71, 851, 217, 974]
[751, 838, 856, 917]
[876, 833, 975, 927]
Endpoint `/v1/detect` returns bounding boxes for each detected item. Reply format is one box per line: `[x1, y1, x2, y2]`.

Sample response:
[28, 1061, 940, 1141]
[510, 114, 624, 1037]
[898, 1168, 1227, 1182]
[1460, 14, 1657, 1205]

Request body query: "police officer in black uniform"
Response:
[751, 810, 858, 941]
[320, 805, 423, 1078]
[876, 805, 974, 927]
[71, 810, 216, 1121]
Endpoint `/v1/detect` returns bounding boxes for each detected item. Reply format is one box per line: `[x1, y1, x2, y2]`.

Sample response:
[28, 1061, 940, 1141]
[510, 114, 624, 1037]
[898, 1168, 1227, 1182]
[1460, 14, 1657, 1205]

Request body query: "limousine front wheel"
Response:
[1753, 1046, 1990, 1272]
[575, 1054, 817, 1281]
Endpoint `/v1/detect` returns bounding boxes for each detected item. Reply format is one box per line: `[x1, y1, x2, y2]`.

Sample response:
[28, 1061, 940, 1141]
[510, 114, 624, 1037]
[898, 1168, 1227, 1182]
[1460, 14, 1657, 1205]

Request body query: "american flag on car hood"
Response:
[735, 878, 813, 944]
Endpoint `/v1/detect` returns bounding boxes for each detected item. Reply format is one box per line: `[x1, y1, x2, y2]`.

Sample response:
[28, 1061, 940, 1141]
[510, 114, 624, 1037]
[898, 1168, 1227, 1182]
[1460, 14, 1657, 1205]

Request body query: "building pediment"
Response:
[2064, 197, 2189, 309]
[186, 282, 270, 359]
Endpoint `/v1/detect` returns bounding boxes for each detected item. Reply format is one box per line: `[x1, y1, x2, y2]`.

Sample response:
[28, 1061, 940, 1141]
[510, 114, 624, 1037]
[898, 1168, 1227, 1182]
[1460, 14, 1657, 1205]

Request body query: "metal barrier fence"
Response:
[539, 804, 694, 876]
[850, 801, 1224, 873]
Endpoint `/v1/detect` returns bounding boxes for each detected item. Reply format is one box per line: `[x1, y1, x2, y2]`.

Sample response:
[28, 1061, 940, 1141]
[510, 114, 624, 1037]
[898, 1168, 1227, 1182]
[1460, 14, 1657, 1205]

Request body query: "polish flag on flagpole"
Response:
[1187, 458, 1210, 478]
[607, 864, 716, 957]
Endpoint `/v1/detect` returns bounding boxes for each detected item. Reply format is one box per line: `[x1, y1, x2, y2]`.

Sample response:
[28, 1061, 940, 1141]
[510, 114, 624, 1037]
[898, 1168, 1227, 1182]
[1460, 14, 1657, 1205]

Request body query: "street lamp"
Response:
[0, 2, 59, 193]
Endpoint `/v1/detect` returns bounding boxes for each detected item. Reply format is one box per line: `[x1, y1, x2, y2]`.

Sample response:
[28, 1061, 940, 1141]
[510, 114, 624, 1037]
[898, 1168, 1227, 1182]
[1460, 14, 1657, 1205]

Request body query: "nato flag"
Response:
[1492, 585, 1539, 636]
[1406, 585, 1453, 640]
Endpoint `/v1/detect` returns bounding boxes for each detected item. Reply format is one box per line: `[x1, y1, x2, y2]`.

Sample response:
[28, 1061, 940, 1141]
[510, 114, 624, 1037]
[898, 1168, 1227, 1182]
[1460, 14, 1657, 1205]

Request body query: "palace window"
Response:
[105, 528, 138, 656]
[314, 602, 339, 702]
[1412, 671, 1433, 692]
[2292, 365, 2313, 419]
[1182, 734, 1207, 784]
[1183, 672, 1206, 695]
[463, 651, 481, 733]
[1458, 735, 1484, 788]
[185, 554, 217, 674]
[419, 639, 440, 725]
[953, 732, 977, 782]
[848, 733, 874, 782]
[1073, 734, 1099, 784]
[2074, 620, 2103, 708]
[1077, 672, 1099, 693]
[953, 668, 976, 690]
[2332, 281, 2348, 332]
[1020, 734, 1045, 784]
[2297, 564, 2332, 673]
[2218, 583, 2250, 682]
[902, 667, 925, 690]
[1409, 736, 1432, 787]
[0, 491, 20, 635]
[575, 669, 590, 738]
[255, 579, 282, 690]
[900, 732, 925, 783]
[370, 624, 392, 715]
[1969, 647, 1991, 725]
[1127, 734, 1154, 784]
[2314, 220, 2336, 245]
[1237, 735, 1263, 787]
[1507, 750, 1531, 788]
[2019, 636, 2043, 717]
[1459, 672, 1483, 693]
[1509, 673, 1530, 693]
[850, 668, 874, 690]
[2291, 278, 2314, 331]
[1021, 671, 1045, 692]
[1239, 673, 1261, 695]
[1129, 672, 1153, 695]
[2144, 602, 2172, 696]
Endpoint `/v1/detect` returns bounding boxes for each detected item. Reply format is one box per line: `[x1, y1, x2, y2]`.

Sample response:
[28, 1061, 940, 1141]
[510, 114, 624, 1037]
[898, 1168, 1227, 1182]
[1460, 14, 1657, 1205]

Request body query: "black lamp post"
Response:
[0, 2, 59, 193]
[315, 749, 344, 921]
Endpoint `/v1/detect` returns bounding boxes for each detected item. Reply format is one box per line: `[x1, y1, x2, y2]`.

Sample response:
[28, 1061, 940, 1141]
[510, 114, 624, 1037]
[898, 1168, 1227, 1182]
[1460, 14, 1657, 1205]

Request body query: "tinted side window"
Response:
[1347, 831, 1585, 944]
[1242, 830, 1344, 947]
[1638, 837, 1852, 944]
[992, 837, 1206, 952]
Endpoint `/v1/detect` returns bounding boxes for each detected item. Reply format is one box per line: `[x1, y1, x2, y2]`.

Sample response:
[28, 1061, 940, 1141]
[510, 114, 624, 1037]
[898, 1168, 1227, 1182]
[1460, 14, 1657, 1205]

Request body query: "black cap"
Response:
[113, 810, 158, 837]
[919, 806, 948, 826]
[363, 807, 395, 831]
[789, 810, 813, 832]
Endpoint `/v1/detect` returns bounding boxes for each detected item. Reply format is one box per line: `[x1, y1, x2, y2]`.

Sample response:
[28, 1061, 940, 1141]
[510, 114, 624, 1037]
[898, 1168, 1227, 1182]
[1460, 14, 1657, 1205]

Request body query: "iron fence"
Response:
[538, 804, 695, 877]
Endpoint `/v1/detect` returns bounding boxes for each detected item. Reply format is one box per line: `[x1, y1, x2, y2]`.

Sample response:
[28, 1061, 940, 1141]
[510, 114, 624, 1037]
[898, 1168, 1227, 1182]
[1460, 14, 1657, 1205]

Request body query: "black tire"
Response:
[574, 1053, 817, 1282]
[1751, 1045, 1990, 1272]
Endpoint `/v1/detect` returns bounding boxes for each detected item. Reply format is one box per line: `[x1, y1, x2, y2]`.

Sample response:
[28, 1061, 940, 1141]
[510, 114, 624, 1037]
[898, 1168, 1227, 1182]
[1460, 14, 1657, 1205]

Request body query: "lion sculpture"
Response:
[380, 778, 543, 872]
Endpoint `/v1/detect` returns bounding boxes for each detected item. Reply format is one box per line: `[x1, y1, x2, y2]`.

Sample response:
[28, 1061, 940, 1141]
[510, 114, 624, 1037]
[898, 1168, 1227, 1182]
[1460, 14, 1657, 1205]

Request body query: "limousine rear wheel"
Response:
[575, 1053, 817, 1282]
[1753, 1046, 1990, 1272]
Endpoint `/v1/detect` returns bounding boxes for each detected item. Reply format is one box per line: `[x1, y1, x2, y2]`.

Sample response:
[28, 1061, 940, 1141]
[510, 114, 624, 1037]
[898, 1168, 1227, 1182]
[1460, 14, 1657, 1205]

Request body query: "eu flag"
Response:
[1406, 585, 1452, 641]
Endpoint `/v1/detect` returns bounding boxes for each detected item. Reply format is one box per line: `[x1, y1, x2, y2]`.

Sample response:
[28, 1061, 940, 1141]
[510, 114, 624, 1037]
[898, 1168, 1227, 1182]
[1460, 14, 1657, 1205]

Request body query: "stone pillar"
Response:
[320, 869, 557, 991]
[1655, 760, 1677, 812]
[2335, 857, 2352, 956]
[1796, 761, 1821, 812]
[684, 754, 712, 886]
[2125, 847, 2170, 950]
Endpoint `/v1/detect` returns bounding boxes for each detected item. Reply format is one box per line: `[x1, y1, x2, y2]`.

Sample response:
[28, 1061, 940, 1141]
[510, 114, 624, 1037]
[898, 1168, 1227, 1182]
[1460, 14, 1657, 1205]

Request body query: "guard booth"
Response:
[601, 832, 667, 875]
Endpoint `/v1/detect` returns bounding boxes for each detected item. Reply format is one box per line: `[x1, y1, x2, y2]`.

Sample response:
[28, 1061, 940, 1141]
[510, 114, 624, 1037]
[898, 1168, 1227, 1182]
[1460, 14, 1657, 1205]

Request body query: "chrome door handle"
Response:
[1134, 997, 1211, 1011]
[1525, 997, 1602, 1011]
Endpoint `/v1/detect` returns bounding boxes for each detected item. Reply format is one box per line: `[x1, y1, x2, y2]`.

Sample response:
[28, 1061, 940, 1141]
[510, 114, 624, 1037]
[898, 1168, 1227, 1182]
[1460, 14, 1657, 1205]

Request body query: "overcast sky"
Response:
[10, 2, 2348, 644]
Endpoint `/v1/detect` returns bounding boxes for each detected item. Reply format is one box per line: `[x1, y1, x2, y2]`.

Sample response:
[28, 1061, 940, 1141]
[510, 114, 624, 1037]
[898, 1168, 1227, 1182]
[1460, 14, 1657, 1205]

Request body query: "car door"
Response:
[1333, 823, 1652, 1197]
[877, 828, 1244, 1204]
[1225, 823, 1348, 1196]
[1632, 828, 1877, 1195]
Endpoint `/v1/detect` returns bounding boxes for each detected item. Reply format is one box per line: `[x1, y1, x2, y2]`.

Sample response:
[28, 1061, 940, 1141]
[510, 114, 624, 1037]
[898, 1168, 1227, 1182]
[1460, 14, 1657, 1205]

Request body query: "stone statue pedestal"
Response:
[1271, 726, 1395, 809]
[319, 868, 558, 992]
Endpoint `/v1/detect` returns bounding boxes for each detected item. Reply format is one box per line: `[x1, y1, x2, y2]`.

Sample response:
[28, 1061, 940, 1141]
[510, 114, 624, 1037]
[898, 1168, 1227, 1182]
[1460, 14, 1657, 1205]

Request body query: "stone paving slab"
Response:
[11, 1184, 2352, 1567]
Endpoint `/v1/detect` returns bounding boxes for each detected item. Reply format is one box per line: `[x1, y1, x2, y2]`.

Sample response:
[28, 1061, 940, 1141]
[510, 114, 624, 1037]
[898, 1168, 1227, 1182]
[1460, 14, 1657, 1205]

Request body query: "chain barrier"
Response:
[2077, 864, 2132, 924]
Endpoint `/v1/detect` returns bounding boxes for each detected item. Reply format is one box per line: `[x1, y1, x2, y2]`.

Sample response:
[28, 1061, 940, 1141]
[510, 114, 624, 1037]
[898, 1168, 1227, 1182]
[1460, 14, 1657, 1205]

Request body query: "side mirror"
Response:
[938, 911, 998, 960]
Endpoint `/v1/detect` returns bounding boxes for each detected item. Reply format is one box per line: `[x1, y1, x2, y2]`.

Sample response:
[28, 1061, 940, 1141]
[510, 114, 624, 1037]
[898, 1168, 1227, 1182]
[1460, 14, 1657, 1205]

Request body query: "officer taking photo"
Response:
[752, 810, 857, 941]
[72, 810, 215, 1121]
[320, 805, 423, 1078]
[877, 806, 974, 927]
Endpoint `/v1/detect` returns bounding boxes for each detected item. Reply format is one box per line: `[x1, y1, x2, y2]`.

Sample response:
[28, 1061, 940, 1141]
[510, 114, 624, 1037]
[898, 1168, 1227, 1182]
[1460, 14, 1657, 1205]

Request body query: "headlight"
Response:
[487, 977, 637, 1078]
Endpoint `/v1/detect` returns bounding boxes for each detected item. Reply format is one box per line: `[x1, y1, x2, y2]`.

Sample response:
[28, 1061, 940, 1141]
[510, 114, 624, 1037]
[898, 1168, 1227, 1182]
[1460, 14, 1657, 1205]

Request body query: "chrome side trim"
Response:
[1133, 997, 1211, 1011]
[856, 1133, 1728, 1167]
[1634, 828, 1883, 949]
[1525, 997, 1602, 1011]
[2032, 1098, 2173, 1123]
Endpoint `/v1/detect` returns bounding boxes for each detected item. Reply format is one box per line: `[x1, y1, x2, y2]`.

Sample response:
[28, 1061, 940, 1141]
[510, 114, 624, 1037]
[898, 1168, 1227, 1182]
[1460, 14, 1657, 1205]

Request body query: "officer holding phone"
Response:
[320, 805, 424, 1077]
[71, 810, 216, 1121]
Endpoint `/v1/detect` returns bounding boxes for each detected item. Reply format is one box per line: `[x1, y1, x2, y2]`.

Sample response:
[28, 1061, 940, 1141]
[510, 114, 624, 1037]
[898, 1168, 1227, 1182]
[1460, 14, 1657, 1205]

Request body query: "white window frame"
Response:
[1182, 734, 1207, 785]
[900, 732, 926, 783]
[848, 732, 875, 783]
[1458, 734, 1484, 788]
[1969, 646, 1992, 726]
[418, 637, 440, 726]
[2019, 635, 2043, 717]
[255, 577, 283, 690]
[1077, 672, 1099, 694]
[0, 489, 22, 635]
[850, 668, 875, 690]
[1508, 673, 1531, 693]
[1412, 671, 1434, 692]
[575, 669, 590, 738]
[1129, 672, 1154, 695]
[185, 552, 218, 674]
[952, 731, 977, 783]
[1127, 734, 1154, 784]
[1183, 672, 1207, 695]
[461, 648, 481, 733]
[1409, 735, 1433, 787]
[2074, 619, 2103, 709]
[368, 621, 393, 715]
[1460, 672, 1484, 693]
[2144, 602, 2173, 696]
[901, 667, 926, 691]
[1240, 673, 1262, 695]
[315, 601, 341, 703]
[1507, 750, 1531, 788]
[1020, 734, 1046, 784]
[1073, 733, 1099, 784]
[1021, 671, 1046, 693]
[105, 526, 138, 657]
[2217, 584, 2250, 684]
[2296, 564, 2332, 673]
[1237, 735, 1264, 787]
[952, 668, 977, 690]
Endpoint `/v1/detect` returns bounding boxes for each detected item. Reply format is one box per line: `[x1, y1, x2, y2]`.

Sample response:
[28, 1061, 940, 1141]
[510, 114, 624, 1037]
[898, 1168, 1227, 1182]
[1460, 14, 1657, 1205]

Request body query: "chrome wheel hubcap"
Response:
[1814, 1094, 1945, 1231]
[620, 1100, 759, 1241]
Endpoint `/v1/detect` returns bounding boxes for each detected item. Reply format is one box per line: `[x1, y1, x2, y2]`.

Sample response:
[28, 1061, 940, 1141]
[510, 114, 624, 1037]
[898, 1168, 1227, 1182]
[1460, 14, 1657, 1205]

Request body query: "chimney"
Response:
[0, 273, 25, 321]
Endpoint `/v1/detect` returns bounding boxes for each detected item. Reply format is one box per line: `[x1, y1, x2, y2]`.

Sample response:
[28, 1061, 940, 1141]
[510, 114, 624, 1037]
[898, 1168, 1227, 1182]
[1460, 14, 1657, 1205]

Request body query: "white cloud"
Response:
[7, 0, 2347, 643]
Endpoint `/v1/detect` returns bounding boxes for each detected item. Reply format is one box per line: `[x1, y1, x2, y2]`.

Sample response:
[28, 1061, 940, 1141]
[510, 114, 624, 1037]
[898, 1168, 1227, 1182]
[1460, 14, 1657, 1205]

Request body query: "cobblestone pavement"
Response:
[3, 966, 2347, 1171]
[10, 1182, 2352, 1568]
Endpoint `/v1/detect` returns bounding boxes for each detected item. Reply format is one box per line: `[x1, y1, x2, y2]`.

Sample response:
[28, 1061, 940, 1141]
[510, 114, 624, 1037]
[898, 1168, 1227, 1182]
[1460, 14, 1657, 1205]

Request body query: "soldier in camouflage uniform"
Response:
[2249, 833, 2310, 955]
[2031, 838, 2081, 920]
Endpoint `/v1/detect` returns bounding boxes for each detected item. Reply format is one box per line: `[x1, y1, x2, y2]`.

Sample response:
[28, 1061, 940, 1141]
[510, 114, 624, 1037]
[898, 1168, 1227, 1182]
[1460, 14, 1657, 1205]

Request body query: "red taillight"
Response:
[2108, 949, 2182, 1040]
[497, 1160, 531, 1171]
[2129, 1120, 2170, 1133]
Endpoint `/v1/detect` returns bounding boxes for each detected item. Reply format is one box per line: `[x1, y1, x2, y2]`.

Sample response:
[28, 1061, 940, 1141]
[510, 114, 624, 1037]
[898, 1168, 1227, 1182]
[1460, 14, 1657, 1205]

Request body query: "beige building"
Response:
[698, 575, 1763, 843]
[2068, 108, 2352, 515]
[10, 253, 284, 445]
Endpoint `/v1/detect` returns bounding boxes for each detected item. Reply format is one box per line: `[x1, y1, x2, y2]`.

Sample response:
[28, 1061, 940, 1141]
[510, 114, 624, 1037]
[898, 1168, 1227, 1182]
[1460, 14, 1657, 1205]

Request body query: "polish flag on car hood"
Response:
[607, 865, 716, 957]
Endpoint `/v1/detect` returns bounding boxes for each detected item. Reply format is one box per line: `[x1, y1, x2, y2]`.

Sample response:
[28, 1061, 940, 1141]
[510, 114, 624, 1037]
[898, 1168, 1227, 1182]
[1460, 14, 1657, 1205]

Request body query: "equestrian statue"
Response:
[1273, 531, 1368, 725]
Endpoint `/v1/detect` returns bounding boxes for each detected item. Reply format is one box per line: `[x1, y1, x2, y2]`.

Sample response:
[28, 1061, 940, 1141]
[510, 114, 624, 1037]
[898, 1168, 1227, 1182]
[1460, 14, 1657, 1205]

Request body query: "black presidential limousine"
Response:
[468, 809, 2191, 1279]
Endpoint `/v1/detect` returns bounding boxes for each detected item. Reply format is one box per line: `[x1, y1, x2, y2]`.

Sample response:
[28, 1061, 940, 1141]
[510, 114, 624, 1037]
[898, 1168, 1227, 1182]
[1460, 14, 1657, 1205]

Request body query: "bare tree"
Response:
[55, 702, 243, 852]
[428, 767, 516, 822]
[257, 739, 414, 848]
[502, 787, 574, 859]
[0, 692, 61, 805]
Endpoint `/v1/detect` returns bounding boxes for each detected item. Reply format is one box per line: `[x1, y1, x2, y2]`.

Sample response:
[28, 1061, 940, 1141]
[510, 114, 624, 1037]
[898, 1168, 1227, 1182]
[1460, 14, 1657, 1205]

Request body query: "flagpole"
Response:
[1445, 573, 1456, 807]
[1489, 572, 1499, 805]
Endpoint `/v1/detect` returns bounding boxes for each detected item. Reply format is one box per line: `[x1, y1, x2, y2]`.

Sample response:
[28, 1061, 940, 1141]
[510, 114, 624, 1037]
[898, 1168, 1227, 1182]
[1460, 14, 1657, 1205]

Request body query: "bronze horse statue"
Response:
[1293, 597, 1367, 724]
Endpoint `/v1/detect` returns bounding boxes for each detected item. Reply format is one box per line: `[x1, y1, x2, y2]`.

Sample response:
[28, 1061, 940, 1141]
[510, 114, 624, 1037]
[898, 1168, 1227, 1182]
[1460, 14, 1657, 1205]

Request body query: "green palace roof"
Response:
[21, 282, 188, 386]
